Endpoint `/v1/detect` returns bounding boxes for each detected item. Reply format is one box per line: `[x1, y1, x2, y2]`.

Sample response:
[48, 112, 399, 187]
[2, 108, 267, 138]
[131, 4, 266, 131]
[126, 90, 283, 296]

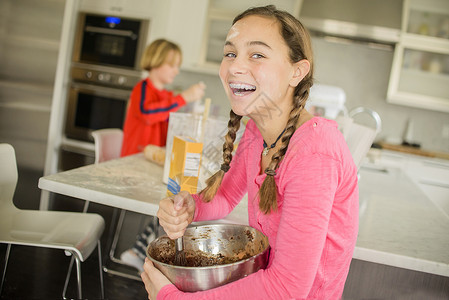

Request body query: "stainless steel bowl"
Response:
[146, 224, 270, 292]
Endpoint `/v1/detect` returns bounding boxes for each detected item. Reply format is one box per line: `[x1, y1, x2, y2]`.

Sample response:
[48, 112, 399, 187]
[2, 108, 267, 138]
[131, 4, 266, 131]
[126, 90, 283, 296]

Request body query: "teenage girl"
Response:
[142, 6, 358, 299]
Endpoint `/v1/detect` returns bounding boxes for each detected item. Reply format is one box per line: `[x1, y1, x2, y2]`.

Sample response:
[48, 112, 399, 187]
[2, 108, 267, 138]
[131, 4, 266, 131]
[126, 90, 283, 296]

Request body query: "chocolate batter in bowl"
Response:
[146, 224, 270, 292]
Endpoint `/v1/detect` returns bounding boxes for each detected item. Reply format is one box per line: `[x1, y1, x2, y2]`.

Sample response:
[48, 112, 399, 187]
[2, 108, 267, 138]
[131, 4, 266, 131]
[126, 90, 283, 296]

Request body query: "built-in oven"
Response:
[65, 82, 130, 142]
[59, 82, 131, 171]
[60, 12, 149, 171]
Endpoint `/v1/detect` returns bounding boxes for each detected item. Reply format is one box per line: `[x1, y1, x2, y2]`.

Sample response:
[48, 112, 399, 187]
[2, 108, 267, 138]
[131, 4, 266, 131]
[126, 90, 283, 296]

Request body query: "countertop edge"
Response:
[353, 246, 449, 277]
[38, 176, 160, 215]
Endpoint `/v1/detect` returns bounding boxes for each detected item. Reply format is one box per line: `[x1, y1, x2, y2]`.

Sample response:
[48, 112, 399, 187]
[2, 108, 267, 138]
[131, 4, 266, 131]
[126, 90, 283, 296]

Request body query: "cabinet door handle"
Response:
[419, 179, 449, 189]
[422, 161, 449, 170]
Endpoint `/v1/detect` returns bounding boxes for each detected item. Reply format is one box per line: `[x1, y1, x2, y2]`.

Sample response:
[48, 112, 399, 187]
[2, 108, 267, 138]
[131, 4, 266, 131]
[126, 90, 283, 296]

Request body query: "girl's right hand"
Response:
[157, 191, 196, 239]
[181, 81, 206, 103]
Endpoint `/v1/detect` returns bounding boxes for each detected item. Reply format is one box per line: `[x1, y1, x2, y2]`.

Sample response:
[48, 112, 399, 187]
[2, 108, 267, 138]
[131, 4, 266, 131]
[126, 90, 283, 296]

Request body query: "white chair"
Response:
[90, 129, 130, 272]
[0, 143, 105, 299]
[81, 128, 124, 214]
[91, 128, 124, 164]
[336, 107, 382, 170]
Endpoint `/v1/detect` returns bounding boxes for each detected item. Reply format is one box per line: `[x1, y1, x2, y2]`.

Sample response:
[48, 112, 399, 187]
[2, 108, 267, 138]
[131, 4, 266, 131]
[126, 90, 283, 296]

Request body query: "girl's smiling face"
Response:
[219, 15, 307, 123]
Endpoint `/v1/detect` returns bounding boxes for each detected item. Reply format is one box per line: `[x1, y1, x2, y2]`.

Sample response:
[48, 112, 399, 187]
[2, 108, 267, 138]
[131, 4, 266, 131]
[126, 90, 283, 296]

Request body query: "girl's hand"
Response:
[157, 191, 196, 239]
[141, 258, 173, 299]
[181, 81, 206, 103]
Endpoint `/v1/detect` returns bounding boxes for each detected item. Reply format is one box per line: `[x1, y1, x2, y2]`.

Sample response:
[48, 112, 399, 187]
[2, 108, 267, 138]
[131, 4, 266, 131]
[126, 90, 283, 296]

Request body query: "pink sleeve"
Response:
[157, 153, 341, 299]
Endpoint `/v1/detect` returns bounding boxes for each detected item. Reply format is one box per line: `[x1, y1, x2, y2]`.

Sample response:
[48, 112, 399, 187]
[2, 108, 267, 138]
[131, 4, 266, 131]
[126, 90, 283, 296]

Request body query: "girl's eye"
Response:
[251, 53, 265, 59]
[224, 52, 236, 58]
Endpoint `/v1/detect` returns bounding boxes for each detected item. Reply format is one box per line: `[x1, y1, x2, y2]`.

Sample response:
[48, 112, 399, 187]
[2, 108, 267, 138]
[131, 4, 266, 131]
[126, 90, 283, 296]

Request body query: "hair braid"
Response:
[259, 80, 313, 214]
[199, 110, 242, 202]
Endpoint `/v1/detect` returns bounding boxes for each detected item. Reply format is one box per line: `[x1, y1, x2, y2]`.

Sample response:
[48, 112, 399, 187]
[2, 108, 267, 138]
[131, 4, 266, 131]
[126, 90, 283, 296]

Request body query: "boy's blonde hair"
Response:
[140, 39, 182, 71]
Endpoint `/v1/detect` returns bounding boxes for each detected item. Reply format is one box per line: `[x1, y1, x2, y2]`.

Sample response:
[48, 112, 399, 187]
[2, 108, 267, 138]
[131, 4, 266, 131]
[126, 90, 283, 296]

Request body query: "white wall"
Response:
[312, 36, 449, 152]
[172, 36, 449, 153]
[2, 0, 448, 173]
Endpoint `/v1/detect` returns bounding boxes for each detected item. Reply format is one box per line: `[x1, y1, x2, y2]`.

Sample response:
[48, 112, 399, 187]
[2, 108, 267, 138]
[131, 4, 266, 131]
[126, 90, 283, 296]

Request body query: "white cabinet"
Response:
[164, 0, 210, 72]
[79, 0, 153, 19]
[405, 158, 449, 216]
[365, 149, 449, 217]
[387, 0, 449, 112]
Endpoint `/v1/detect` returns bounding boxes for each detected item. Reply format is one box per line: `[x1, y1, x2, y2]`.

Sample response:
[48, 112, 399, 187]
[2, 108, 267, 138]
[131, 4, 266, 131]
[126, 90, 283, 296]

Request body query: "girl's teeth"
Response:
[229, 83, 256, 96]
[229, 83, 256, 90]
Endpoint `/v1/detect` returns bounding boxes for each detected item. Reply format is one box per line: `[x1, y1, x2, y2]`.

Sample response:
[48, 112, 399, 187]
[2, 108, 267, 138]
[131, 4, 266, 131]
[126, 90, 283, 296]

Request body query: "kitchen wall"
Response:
[172, 35, 449, 153]
[312, 36, 449, 152]
[1, 0, 448, 174]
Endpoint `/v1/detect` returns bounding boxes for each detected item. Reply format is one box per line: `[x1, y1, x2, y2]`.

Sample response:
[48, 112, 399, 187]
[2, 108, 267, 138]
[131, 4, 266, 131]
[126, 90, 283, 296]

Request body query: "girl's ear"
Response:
[289, 59, 310, 87]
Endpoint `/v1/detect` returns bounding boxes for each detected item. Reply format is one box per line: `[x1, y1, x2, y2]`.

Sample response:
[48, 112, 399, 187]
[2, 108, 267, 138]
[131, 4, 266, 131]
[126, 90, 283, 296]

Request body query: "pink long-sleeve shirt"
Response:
[159, 117, 359, 300]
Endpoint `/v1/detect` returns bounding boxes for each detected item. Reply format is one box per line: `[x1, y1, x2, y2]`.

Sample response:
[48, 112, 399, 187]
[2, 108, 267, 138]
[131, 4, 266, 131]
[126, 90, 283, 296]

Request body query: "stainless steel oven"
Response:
[60, 12, 149, 170]
[64, 13, 148, 143]
[65, 82, 130, 142]
[73, 13, 148, 70]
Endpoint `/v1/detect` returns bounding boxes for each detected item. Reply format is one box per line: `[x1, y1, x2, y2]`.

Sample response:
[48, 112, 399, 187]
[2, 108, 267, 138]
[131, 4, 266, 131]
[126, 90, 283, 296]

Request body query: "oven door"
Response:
[65, 83, 130, 142]
[74, 14, 146, 69]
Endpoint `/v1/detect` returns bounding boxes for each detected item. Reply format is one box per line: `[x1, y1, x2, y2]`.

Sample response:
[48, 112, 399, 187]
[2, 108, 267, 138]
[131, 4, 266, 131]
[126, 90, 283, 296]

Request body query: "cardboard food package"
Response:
[167, 136, 203, 197]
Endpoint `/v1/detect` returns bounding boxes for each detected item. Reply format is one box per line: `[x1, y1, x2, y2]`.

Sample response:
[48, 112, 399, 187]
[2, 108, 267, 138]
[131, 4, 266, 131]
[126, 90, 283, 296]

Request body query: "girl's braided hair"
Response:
[200, 5, 314, 214]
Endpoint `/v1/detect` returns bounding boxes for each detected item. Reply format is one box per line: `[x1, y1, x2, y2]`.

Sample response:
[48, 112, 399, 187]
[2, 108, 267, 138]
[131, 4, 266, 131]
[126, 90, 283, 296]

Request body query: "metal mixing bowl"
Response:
[146, 224, 270, 292]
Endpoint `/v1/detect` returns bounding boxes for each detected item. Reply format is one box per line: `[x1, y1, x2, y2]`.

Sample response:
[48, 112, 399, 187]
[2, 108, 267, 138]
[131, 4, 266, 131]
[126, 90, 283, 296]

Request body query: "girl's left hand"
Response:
[141, 257, 173, 299]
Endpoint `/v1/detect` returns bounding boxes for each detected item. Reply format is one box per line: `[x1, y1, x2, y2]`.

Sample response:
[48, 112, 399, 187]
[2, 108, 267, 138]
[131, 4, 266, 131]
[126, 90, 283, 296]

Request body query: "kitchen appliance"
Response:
[73, 13, 147, 70]
[306, 84, 347, 119]
[65, 82, 130, 142]
[336, 107, 382, 169]
[147, 224, 270, 292]
[61, 13, 149, 169]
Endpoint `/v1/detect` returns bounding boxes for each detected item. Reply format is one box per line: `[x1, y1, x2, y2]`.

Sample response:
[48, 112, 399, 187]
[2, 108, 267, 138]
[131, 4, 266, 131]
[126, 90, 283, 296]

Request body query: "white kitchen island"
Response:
[38, 153, 249, 225]
[39, 152, 449, 297]
[355, 164, 449, 277]
[346, 163, 449, 299]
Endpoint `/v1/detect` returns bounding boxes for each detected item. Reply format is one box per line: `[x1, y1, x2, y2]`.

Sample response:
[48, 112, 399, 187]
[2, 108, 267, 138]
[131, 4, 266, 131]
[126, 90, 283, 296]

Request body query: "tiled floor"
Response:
[0, 167, 148, 299]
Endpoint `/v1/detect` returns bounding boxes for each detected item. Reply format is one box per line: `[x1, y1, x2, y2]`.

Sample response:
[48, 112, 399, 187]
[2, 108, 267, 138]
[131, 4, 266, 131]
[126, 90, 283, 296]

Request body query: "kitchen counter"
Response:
[355, 164, 449, 277]
[39, 154, 449, 277]
[378, 142, 449, 160]
[38, 154, 248, 225]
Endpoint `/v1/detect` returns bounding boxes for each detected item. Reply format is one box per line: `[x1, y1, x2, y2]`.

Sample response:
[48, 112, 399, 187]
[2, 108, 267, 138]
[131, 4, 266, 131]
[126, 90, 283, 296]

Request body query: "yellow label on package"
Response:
[167, 136, 203, 197]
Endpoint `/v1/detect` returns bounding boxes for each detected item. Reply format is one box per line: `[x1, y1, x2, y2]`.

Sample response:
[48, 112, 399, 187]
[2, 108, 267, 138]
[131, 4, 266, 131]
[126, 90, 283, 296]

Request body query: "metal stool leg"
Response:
[0, 244, 11, 296]
[109, 209, 126, 263]
[74, 256, 82, 299]
[97, 241, 104, 299]
[62, 255, 74, 300]
[82, 200, 90, 213]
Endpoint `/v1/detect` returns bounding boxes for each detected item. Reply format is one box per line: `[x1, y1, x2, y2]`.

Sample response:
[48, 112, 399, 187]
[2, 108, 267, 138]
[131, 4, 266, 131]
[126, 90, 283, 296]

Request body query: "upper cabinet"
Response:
[79, 0, 153, 19]
[163, 0, 210, 72]
[387, 0, 449, 112]
[182, 0, 302, 74]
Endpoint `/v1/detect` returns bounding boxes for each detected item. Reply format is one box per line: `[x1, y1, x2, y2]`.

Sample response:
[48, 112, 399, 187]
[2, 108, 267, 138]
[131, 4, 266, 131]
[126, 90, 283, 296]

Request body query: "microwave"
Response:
[72, 13, 148, 70]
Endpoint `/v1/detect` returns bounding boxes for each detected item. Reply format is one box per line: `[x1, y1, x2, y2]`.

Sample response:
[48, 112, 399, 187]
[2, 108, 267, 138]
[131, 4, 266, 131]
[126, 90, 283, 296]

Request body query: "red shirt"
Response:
[121, 78, 186, 157]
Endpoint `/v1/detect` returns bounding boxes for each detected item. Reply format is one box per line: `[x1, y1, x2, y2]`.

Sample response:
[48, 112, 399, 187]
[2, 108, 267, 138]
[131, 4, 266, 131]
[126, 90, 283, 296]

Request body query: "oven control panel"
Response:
[71, 64, 141, 89]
